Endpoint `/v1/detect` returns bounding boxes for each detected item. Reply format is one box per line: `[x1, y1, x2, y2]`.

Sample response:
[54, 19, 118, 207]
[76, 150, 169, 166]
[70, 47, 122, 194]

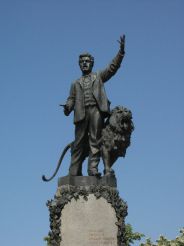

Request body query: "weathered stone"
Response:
[58, 175, 117, 187]
[47, 184, 128, 246]
[60, 194, 117, 246]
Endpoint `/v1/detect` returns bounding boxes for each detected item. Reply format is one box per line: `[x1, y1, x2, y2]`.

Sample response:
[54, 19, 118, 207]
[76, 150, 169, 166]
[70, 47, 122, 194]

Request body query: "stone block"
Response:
[58, 174, 117, 187]
[61, 194, 117, 246]
[46, 181, 128, 246]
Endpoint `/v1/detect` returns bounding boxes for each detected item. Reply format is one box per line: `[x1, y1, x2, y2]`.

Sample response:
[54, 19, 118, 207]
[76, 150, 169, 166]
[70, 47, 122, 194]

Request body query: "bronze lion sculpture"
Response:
[42, 106, 134, 181]
[100, 106, 134, 176]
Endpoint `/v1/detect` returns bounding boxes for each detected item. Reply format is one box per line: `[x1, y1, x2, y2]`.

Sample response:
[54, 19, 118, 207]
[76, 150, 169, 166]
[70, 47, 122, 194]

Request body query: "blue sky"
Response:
[0, 0, 183, 245]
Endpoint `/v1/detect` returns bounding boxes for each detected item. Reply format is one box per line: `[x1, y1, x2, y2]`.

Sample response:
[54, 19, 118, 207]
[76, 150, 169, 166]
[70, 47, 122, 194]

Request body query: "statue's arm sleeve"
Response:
[65, 83, 75, 113]
[99, 51, 125, 83]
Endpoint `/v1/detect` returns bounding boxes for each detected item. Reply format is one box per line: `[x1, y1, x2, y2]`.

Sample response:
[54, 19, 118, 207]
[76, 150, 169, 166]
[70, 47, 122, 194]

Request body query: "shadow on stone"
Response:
[58, 174, 117, 188]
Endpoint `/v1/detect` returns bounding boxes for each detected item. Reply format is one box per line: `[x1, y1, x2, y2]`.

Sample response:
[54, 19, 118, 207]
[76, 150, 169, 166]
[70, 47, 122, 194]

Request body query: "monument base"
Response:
[46, 175, 127, 246]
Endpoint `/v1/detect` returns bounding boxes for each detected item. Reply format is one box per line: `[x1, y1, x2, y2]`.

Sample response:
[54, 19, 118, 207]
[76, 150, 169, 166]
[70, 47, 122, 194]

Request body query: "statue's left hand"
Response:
[118, 35, 125, 54]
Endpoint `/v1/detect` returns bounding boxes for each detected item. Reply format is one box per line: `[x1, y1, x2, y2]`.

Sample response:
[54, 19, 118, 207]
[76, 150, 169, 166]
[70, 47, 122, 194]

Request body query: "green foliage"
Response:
[123, 225, 184, 246]
[43, 236, 51, 246]
[140, 228, 184, 246]
[140, 238, 156, 246]
[124, 223, 145, 246]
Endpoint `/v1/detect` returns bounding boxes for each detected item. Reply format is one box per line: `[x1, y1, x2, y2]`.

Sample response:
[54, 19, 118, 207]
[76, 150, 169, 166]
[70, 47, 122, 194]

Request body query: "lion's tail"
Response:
[42, 142, 73, 182]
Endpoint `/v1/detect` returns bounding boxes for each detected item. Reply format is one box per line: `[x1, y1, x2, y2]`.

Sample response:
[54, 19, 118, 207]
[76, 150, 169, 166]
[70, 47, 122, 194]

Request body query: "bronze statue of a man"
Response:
[64, 35, 125, 176]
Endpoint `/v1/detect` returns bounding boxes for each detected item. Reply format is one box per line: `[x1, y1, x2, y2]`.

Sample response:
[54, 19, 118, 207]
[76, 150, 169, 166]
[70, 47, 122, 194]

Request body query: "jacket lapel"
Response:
[91, 73, 97, 86]
[77, 73, 97, 89]
[77, 77, 83, 89]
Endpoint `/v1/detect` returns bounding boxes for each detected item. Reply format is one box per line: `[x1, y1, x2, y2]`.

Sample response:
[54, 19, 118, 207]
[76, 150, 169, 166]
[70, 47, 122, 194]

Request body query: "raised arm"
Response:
[99, 35, 125, 83]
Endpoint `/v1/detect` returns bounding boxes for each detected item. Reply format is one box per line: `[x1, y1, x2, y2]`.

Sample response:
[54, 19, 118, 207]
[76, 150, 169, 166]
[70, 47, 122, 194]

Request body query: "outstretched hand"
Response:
[64, 105, 70, 116]
[60, 104, 70, 116]
[117, 35, 125, 54]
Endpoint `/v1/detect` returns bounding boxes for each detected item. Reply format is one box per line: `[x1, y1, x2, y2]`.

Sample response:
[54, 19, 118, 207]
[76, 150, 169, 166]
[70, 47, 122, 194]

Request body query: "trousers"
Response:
[69, 105, 103, 176]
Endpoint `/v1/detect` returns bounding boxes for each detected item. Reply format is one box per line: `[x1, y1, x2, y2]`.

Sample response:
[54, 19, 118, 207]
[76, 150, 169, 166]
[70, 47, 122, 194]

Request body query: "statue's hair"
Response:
[79, 52, 94, 66]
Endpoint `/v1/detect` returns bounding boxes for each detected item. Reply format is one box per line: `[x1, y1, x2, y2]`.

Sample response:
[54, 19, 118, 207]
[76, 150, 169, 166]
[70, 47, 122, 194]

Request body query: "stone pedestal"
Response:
[46, 175, 127, 246]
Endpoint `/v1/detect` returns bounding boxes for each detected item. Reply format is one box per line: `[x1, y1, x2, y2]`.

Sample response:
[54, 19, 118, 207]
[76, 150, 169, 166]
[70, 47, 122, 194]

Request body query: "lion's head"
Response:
[101, 106, 134, 160]
[108, 106, 134, 134]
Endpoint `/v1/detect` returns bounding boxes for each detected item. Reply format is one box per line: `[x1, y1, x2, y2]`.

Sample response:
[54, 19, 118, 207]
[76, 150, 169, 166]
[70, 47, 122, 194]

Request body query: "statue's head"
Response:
[79, 52, 94, 75]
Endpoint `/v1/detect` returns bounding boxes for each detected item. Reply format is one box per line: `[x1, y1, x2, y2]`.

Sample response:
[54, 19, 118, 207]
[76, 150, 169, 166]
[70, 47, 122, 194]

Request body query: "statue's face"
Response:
[79, 56, 93, 74]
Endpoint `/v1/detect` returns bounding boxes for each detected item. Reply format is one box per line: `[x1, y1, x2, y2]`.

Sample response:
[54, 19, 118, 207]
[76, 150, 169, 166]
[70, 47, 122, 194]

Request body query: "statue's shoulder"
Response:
[74, 72, 98, 83]
[95, 71, 103, 80]
[74, 76, 82, 84]
[91, 72, 97, 75]
[89, 72, 99, 82]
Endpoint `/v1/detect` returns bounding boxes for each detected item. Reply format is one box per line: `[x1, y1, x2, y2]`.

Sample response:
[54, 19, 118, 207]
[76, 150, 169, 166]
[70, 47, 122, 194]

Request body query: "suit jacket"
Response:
[66, 50, 124, 124]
